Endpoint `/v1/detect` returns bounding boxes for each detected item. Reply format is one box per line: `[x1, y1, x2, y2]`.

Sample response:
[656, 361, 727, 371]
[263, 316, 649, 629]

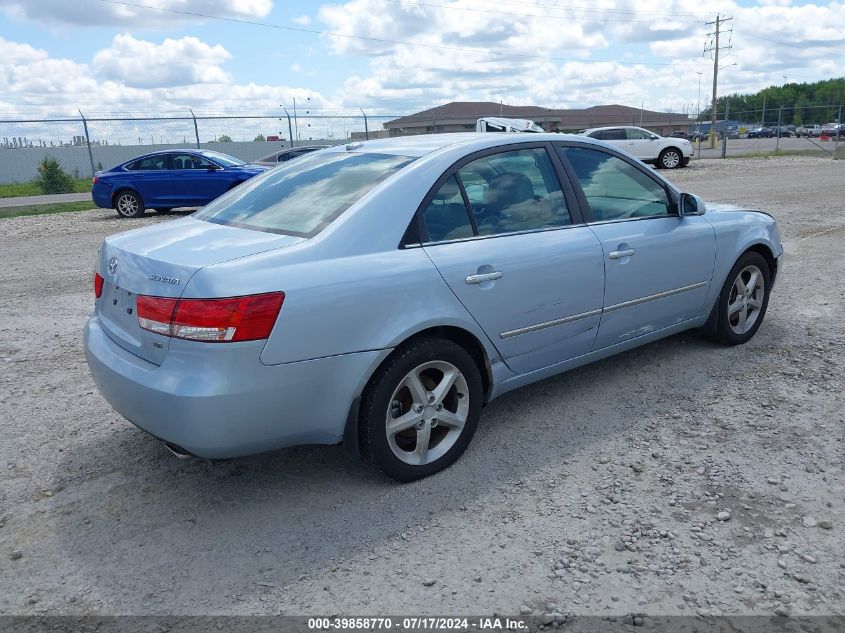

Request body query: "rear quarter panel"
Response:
[186, 245, 508, 375]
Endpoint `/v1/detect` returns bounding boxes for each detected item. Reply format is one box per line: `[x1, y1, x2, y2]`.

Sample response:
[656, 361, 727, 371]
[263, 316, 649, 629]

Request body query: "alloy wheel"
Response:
[117, 194, 139, 216]
[662, 150, 680, 168]
[385, 360, 469, 466]
[727, 264, 765, 335]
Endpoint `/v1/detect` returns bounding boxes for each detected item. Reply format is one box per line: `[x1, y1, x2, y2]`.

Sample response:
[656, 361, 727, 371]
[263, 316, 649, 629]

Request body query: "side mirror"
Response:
[679, 192, 706, 216]
[207, 164, 222, 171]
[649, 134, 659, 140]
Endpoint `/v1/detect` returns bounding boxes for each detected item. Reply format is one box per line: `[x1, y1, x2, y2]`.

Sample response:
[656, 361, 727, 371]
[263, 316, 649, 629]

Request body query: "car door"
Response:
[419, 144, 605, 374]
[170, 153, 230, 206]
[557, 143, 716, 350]
[124, 155, 173, 206]
[624, 127, 657, 160]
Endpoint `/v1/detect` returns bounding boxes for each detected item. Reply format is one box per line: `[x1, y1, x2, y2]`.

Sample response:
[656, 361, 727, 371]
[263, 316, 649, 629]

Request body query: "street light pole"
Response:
[696, 72, 703, 158]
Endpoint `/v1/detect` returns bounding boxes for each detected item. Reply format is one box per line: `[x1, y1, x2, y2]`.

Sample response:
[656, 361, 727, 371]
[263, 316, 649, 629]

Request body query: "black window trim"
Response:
[553, 141, 680, 225]
[401, 141, 586, 249]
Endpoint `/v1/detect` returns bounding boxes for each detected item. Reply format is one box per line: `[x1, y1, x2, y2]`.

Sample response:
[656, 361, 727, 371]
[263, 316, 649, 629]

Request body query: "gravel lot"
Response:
[0, 156, 843, 621]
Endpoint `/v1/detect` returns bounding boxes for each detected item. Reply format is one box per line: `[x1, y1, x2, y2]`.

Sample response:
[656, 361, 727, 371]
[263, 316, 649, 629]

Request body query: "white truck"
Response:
[475, 117, 544, 133]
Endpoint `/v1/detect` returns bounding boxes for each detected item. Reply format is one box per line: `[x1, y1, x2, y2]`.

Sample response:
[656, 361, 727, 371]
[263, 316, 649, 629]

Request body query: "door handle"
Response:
[608, 249, 636, 259]
[465, 271, 503, 284]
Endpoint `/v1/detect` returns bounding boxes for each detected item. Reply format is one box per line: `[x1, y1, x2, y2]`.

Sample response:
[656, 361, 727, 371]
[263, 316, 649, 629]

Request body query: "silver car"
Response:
[84, 133, 782, 481]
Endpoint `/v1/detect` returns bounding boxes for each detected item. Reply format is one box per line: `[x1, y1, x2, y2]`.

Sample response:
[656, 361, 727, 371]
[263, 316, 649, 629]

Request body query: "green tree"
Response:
[34, 156, 75, 194]
[218, 135, 233, 142]
[700, 77, 845, 125]
[253, 134, 266, 142]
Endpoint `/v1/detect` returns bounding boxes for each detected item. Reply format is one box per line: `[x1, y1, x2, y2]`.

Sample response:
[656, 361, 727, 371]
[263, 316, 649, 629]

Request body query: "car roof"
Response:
[582, 125, 645, 132]
[323, 132, 604, 158]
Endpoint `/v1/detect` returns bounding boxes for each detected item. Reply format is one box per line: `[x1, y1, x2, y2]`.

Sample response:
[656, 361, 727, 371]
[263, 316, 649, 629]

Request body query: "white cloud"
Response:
[93, 34, 232, 88]
[316, 0, 845, 112]
[293, 14, 311, 25]
[0, 35, 333, 118]
[0, 0, 273, 27]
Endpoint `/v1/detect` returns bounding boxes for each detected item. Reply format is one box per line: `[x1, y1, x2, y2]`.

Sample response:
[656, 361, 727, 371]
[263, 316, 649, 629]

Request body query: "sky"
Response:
[0, 0, 843, 118]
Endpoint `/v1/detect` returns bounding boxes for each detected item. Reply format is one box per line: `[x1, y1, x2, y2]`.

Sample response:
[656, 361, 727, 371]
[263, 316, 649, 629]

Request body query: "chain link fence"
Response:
[0, 110, 398, 191]
[1, 104, 842, 194]
[687, 103, 844, 159]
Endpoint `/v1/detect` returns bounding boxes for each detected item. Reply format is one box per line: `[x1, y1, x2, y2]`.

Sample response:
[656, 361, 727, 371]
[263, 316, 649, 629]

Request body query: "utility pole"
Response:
[704, 14, 732, 148]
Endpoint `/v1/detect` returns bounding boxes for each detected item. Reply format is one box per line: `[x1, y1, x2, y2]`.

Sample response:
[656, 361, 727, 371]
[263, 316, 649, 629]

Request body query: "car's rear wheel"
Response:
[359, 337, 483, 482]
[114, 190, 145, 218]
[658, 148, 682, 169]
[710, 251, 772, 346]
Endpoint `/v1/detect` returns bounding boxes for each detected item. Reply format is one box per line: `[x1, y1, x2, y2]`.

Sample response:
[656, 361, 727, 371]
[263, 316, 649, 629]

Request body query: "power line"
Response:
[442, 0, 713, 18]
[97, 0, 681, 67]
[382, 0, 711, 23]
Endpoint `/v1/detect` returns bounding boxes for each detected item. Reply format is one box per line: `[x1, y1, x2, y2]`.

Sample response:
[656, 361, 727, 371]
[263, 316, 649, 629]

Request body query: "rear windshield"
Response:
[194, 152, 414, 237]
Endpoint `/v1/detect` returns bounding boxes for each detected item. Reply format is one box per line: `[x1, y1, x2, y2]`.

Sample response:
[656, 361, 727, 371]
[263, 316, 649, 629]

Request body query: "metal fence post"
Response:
[776, 106, 783, 152]
[283, 108, 294, 147]
[189, 108, 200, 149]
[361, 108, 369, 140]
[78, 109, 96, 177]
[432, 116, 436, 134]
[721, 101, 729, 159]
[835, 104, 842, 157]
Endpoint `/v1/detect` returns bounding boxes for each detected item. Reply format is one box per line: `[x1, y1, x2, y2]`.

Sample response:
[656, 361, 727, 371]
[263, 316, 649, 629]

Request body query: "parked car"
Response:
[476, 117, 544, 133]
[746, 127, 773, 139]
[84, 133, 782, 481]
[820, 123, 843, 136]
[580, 126, 692, 168]
[796, 125, 821, 137]
[253, 145, 330, 167]
[92, 150, 268, 218]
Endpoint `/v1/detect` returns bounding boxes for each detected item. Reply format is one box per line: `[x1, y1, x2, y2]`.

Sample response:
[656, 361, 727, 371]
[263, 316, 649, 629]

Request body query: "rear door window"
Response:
[457, 147, 571, 236]
[194, 152, 414, 237]
[127, 156, 170, 170]
[421, 176, 474, 242]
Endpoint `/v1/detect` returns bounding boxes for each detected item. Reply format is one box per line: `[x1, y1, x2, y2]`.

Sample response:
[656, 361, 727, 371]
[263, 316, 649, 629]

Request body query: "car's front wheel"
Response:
[658, 148, 682, 169]
[114, 190, 145, 218]
[710, 251, 772, 346]
[359, 337, 483, 482]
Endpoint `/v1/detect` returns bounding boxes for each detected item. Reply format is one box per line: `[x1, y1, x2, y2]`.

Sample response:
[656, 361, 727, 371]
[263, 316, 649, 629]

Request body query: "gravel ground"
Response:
[0, 157, 843, 620]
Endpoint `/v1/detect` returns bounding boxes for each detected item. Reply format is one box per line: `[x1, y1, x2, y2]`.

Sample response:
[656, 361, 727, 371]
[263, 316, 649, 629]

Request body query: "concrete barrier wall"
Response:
[0, 140, 344, 184]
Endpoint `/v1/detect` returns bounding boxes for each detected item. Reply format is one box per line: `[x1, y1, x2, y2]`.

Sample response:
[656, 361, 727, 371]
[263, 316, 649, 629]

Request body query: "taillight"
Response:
[94, 272, 104, 299]
[92, 175, 99, 185]
[136, 292, 284, 342]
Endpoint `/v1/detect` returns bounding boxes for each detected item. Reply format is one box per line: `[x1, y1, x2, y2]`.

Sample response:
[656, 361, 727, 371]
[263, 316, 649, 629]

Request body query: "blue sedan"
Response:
[84, 134, 782, 481]
[92, 149, 268, 218]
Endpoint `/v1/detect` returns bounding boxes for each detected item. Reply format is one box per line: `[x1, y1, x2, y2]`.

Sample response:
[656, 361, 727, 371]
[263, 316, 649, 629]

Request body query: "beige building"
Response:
[383, 102, 694, 137]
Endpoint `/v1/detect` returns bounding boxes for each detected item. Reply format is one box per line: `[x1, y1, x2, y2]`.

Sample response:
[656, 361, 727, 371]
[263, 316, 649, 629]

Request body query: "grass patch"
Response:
[0, 201, 96, 219]
[0, 178, 91, 198]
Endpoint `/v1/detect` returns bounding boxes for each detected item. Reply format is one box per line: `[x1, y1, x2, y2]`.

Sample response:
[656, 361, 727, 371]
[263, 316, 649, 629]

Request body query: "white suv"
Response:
[581, 126, 693, 169]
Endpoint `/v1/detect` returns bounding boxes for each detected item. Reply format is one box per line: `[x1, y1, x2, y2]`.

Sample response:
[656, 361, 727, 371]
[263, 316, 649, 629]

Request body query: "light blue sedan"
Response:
[84, 133, 782, 481]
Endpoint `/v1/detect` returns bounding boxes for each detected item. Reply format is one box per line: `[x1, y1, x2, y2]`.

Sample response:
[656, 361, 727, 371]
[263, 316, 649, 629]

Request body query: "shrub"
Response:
[34, 156, 76, 194]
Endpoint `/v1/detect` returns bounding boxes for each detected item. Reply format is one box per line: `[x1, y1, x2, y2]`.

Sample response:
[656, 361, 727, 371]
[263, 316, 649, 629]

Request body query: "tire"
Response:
[114, 190, 145, 218]
[657, 147, 682, 169]
[709, 251, 772, 346]
[359, 336, 483, 482]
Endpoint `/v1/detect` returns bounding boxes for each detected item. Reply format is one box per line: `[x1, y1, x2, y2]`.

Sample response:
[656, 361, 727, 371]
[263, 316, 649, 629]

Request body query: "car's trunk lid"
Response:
[96, 217, 303, 364]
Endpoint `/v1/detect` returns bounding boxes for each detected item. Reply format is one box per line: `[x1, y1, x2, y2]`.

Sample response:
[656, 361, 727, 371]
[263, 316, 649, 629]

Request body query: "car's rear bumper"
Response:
[84, 315, 390, 458]
[91, 184, 113, 209]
